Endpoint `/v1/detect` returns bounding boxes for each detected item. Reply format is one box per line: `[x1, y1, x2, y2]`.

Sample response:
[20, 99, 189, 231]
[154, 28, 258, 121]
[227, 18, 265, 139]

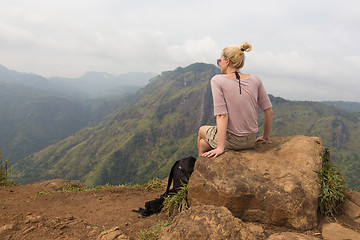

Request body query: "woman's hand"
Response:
[202, 147, 224, 158]
[255, 136, 266, 142]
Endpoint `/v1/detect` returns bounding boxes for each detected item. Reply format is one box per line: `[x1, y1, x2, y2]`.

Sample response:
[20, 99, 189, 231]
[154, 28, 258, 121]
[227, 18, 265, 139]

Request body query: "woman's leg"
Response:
[197, 126, 212, 156]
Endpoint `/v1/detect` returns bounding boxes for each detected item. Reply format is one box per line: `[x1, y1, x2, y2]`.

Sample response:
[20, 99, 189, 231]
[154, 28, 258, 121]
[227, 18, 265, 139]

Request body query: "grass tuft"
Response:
[0, 152, 17, 187]
[316, 148, 347, 217]
[117, 178, 165, 190]
[37, 178, 165, 196]
[137, 220, 172, 240]
[143, 178, 166, 190]
[162, 180, 189, 218]
[37, 182, 87, 195]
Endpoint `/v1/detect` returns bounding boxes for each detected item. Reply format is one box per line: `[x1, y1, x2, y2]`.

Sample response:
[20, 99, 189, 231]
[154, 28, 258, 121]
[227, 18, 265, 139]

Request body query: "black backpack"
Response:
[132, 156, 196, 217]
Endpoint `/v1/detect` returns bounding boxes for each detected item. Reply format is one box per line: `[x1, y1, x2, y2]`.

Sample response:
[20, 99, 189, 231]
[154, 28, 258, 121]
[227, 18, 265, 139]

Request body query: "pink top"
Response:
[211, 74, 272, 136]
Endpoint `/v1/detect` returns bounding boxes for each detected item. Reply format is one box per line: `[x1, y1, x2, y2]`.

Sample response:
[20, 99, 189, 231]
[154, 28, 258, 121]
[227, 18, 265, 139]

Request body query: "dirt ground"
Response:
[0, 179, 169, 240]
[1, 179, 359, 240]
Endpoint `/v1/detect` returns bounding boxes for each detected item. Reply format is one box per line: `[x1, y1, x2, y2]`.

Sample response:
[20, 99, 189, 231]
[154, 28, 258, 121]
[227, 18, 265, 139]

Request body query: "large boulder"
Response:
[188, 135, 323, 230]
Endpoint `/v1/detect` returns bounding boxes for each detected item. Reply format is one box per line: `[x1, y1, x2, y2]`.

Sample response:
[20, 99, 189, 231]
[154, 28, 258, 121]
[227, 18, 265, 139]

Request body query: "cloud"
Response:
[165, 37, 218, 65]
[245, 49, 360, 101]
[0, 0, 359, 101]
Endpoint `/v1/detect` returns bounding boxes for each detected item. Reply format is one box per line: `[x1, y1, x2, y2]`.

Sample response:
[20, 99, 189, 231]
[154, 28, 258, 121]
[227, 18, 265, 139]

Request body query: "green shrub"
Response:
[316, 149, 347, 217]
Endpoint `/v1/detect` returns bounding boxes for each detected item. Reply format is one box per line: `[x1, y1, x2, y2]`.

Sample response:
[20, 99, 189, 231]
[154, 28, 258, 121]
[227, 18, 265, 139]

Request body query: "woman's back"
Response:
[211, 74, 272, 136]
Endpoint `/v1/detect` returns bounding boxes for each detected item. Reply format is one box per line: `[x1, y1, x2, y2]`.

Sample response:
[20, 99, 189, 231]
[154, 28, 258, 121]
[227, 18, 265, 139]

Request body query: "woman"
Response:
[198, 42, 273, 158]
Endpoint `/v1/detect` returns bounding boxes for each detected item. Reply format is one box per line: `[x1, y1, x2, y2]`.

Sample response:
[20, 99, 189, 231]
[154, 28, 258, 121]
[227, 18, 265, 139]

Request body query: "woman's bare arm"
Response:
[202, 113, 228, 158]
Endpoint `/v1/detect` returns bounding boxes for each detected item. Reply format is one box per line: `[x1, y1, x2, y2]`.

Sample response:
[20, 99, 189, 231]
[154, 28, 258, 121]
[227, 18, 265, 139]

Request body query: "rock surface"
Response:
[97, 227, 129, 240]
[267, 232, 319, 240]
[346, 191, 360, 206]
[344, 191, 360, 225]
[188, 135, 323, 230]
[321, 222, 360, 240]
[158, 205, 259, 240]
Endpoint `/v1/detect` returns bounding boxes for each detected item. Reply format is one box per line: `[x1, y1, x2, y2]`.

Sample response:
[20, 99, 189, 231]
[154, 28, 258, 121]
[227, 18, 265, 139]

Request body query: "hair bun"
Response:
[239, 42, 252, 52]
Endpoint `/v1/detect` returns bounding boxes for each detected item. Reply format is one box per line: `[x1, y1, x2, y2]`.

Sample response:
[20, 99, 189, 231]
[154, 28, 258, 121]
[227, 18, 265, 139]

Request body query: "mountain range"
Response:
[1, 63, 359, 190]
[49, 71, 157, 98]
[0, 64, 155, 163]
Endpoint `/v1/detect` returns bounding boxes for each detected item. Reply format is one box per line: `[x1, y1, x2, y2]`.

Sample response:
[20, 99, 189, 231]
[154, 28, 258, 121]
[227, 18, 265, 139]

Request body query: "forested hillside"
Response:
[0, 82, 89, 162]
[10, 63, 360, 190]
[323, 101, 360, 113]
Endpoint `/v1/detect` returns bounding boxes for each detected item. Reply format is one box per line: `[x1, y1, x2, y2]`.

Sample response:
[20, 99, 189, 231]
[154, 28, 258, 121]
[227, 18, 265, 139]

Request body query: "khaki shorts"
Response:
[205, 126, 256, 150]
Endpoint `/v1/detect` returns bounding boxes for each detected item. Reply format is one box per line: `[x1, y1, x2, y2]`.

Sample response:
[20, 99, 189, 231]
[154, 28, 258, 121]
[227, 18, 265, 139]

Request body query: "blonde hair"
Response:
[222, 42, 252, 69]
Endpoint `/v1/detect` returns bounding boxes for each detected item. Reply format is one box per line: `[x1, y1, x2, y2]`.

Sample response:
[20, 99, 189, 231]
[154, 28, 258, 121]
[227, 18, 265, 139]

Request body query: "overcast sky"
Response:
[0, 0, 359, 101]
